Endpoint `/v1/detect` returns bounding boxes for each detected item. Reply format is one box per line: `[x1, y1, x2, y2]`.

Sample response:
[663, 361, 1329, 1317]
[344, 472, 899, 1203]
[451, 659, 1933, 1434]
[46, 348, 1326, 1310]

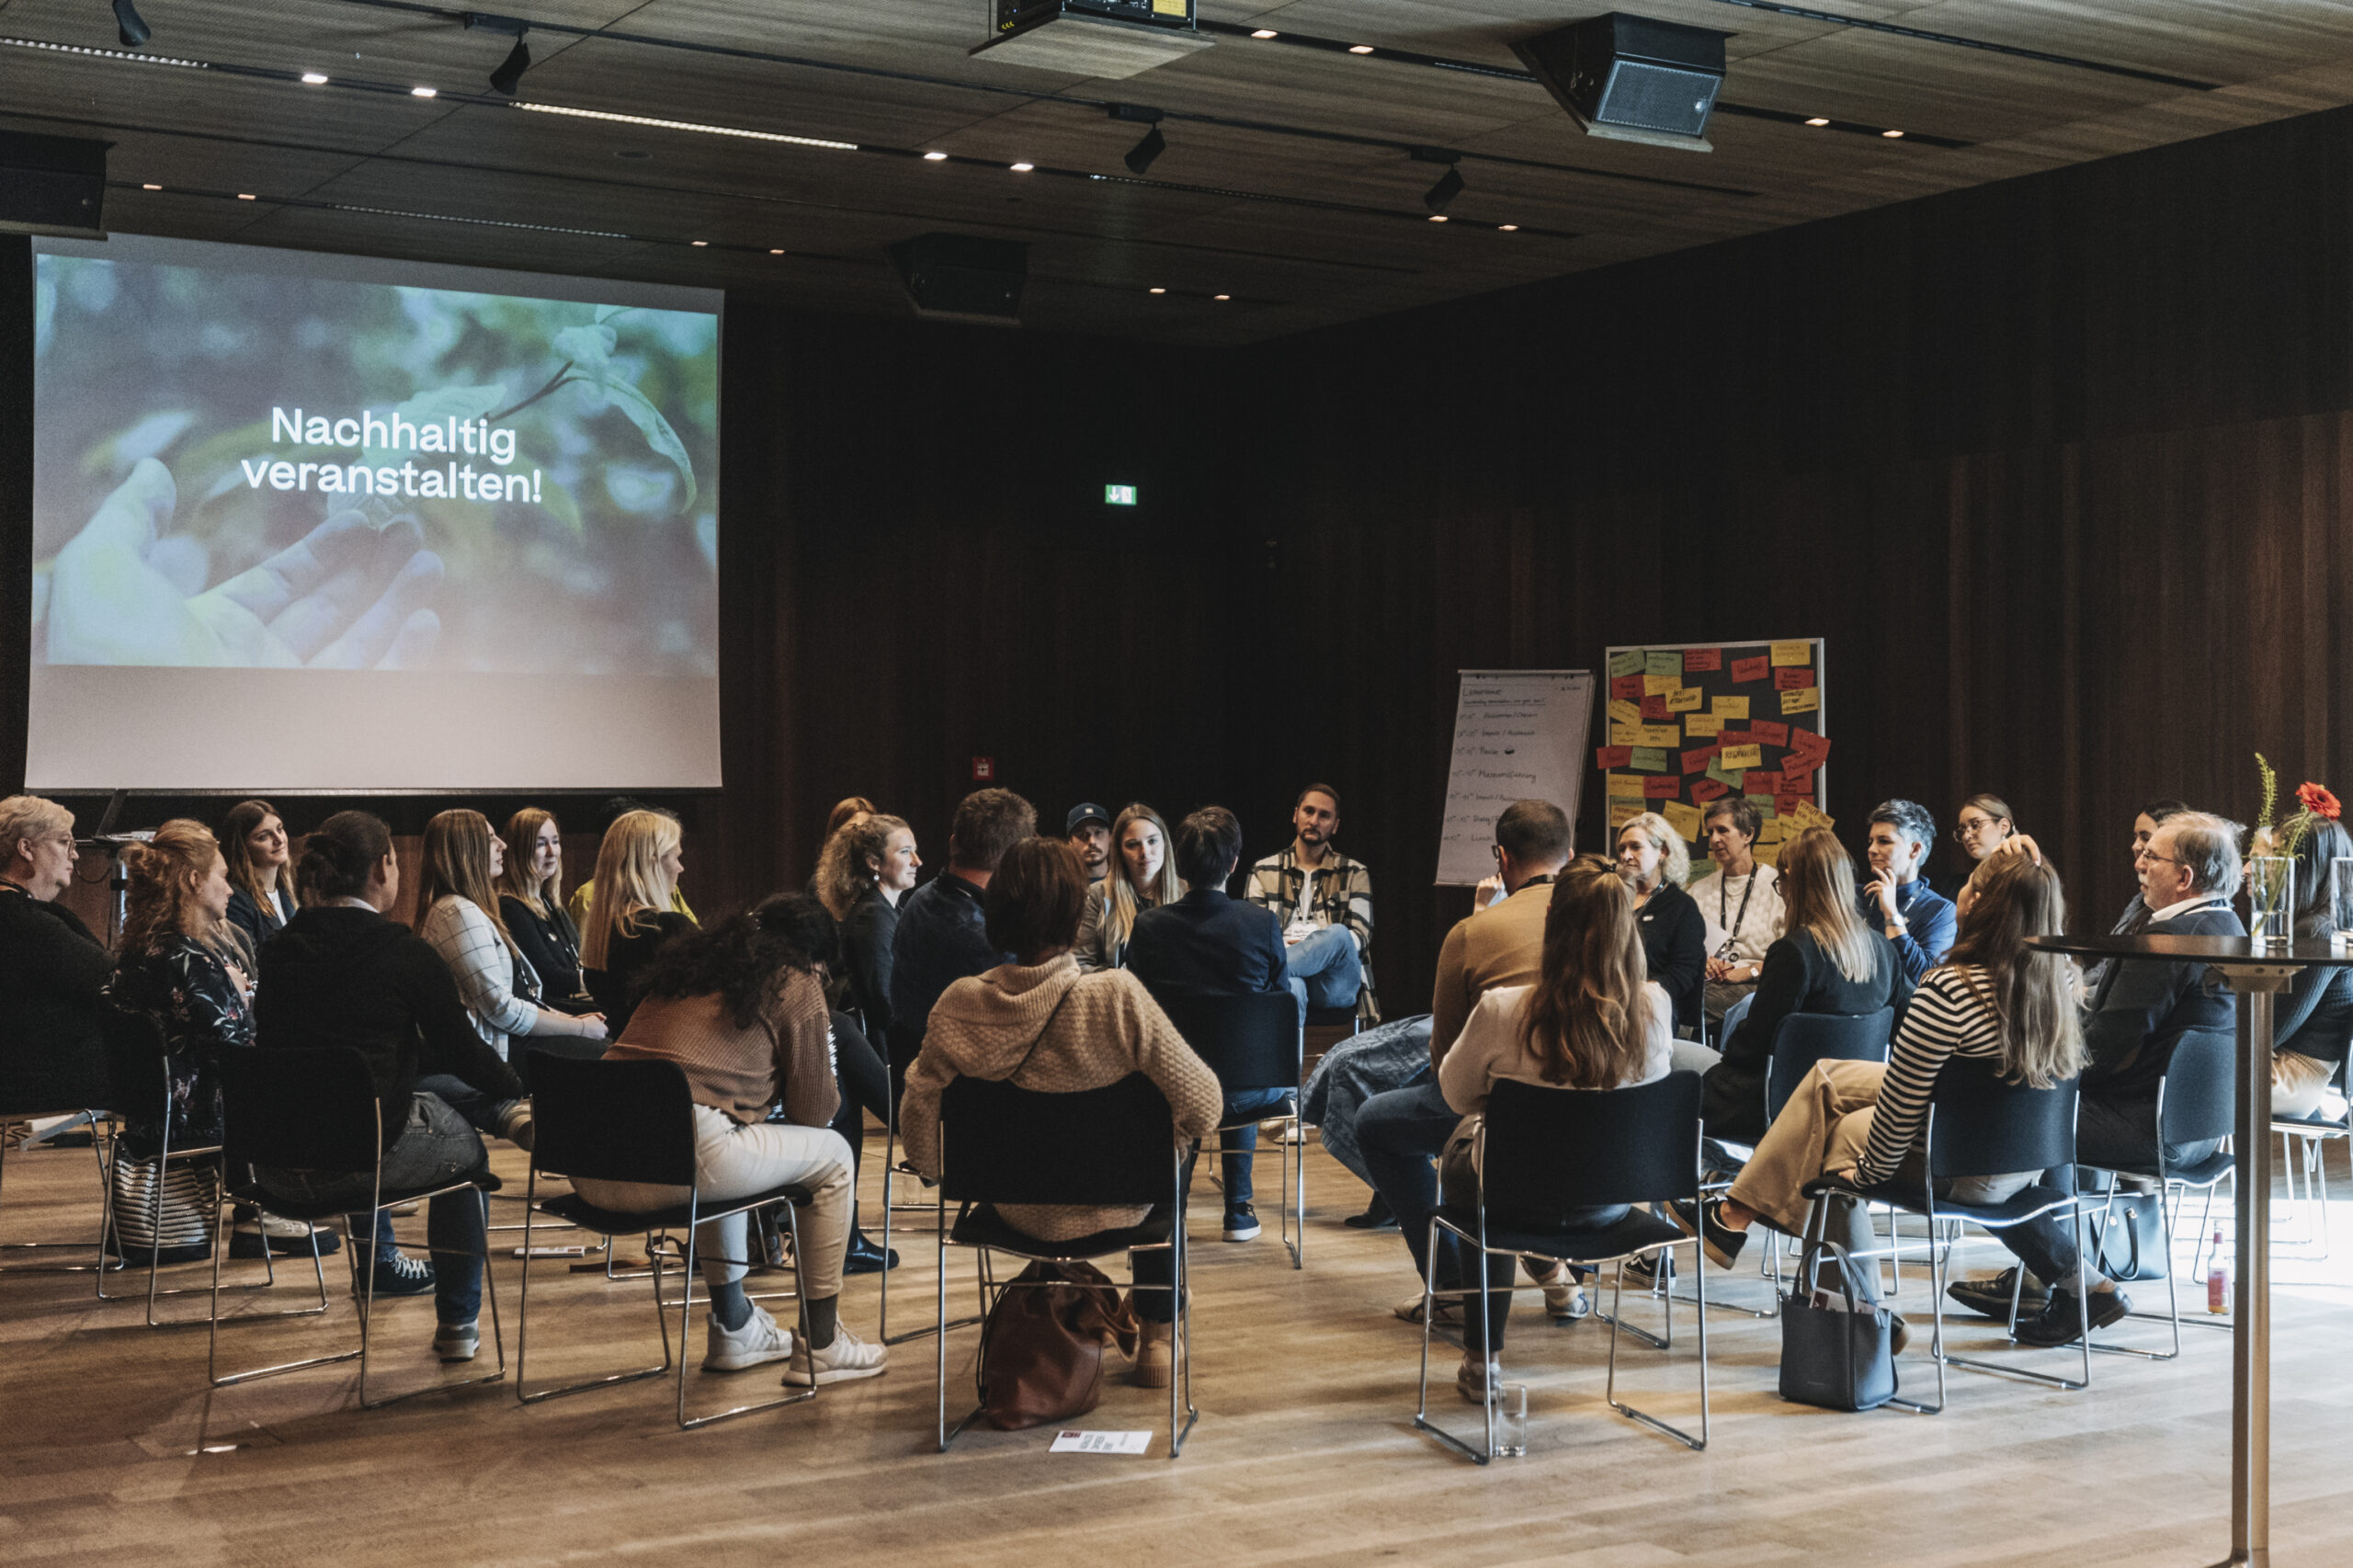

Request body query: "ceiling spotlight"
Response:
[411, 85, 438, 97]
[1804, 117, 1829, 127]
[690, 239, 708, 246]
[140, 182, 161, 189]
[1250, 29, 1277, 39]
[1009, 161, 1034, 172]
[1123, 126, 1165, 175]
[1882, 129, 1904, 138]
[923, 150, 949, 160]
[1149, 287, 1165, 293]
[1497, 223, 1518, 232]
[1427, 213, 1448, 222]
[1214, 293, 1230, 300]
[489, 35, 530, 95]
[1348, 44, 1374, 54]
[111, 0, 149, 48]
[1412, 148, 1464, 214]
[301, 72, 329, 85]
[768, 248, 784, 255]
[236, 193, 256, 200]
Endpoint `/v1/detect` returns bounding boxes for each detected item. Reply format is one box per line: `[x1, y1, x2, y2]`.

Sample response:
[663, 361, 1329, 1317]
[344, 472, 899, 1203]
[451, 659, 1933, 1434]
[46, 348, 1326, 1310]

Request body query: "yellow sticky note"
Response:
[1779, 686, 1820, 715]
[1756, 816, 1787, 844]
[1683, 712, 1723, 738]
[1665, 686, 1703, 712]
[1609, 802, 1643, 828]
[1607, 699, 1641, 726]
[1719, 744, 1764, 770]
[1770, 640, 1812, 667]
[1153, 0, 1187, 11]
[1643, 673, 1682, 697]
[1638, 723, 1683, 747]
[1753, 841, 1782, 868]
[1711, 696, 1749, 721]
[1662, 800, 1702, 841]
[1609, 722, 1641, 747]
[1607, 771, 1646, 799]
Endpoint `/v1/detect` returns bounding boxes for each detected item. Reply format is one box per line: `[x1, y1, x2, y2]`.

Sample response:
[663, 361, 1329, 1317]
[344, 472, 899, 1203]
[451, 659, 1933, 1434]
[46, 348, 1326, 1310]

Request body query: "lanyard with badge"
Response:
[1715, 873, 1758, 961]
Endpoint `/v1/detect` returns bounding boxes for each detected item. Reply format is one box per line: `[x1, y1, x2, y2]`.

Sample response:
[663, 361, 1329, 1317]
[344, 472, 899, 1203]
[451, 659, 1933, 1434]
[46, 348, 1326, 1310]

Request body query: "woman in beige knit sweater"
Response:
[902, 836, 1222, 1388]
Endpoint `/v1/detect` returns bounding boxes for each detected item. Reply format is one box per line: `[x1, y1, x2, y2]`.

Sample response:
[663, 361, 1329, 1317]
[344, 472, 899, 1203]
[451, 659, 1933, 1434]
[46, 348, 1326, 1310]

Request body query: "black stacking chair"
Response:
[931, 1072, 1192, 1456]
[516, 1051, 818, 1429]
[209, 1049, 504, 1409]
[1151, 989, 1307, 1267]
[2080, 1028, 2236, 1358]
[0, 1009, 131, 1276]
[96, 1007, 325, 1325]
[1415, 1072, 1711, 1461]
[1802, 1057, 2095, 1415]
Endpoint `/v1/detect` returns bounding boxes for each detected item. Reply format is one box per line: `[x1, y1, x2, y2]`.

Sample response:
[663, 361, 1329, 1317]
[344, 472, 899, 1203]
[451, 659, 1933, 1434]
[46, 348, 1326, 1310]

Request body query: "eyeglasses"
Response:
[2142, 852, 2187, 869]
[1952, 820, 2003, 842]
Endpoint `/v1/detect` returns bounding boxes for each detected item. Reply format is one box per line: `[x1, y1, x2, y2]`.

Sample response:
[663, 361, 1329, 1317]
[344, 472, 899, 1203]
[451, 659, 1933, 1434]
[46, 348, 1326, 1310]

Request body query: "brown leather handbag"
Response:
[977, 1259, 1141, 1430]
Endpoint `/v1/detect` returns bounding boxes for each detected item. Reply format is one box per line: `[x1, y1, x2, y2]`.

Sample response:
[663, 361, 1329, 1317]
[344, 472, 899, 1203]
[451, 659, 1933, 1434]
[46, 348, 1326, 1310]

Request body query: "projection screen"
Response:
[26, 235, 722, 791]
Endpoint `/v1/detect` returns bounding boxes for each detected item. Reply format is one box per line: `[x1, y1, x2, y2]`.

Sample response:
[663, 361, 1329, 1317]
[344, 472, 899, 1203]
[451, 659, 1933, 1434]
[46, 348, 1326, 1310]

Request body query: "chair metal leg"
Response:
[0, 1114, 114, 1273]
[674, 1197, 814, 1429]
[358, 1186, 507, 1408]
[1607, 1241, 1710, 1450]
[1411, 1212, 1492, 1464]
[1945, 1208, 2092, 1393]
[207, 1190, 358, 1389]
[516, 1170, 671, 1404]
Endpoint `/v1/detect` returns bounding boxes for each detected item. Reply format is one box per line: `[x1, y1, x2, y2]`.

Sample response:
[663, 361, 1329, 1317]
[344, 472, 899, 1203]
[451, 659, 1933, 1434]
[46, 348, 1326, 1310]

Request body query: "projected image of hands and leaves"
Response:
[31, 255, 720, 676]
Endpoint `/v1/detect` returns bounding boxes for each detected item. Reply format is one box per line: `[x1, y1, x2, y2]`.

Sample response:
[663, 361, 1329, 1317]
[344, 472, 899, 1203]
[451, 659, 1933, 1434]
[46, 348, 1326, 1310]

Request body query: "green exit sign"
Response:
[1104, 484, 1138, 506]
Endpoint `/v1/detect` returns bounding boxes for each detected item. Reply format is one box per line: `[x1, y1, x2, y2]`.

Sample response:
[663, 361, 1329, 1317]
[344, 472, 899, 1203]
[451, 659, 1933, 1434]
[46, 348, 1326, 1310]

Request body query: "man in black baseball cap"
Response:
[1066, 802, 1113, 883]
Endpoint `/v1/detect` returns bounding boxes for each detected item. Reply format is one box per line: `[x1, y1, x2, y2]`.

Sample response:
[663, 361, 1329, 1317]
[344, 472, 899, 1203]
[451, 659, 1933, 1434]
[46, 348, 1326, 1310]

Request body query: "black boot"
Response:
[1343, 1193, 1398, 1232]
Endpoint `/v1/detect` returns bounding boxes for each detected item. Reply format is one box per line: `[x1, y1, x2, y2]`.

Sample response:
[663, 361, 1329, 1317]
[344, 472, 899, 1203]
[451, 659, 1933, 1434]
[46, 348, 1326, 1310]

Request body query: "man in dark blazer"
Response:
[1127, 805, 1295, 1244]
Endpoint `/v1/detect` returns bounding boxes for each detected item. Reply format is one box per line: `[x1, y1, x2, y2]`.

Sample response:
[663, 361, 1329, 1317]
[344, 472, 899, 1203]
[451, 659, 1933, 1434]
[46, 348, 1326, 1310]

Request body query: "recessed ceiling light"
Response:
[1251, 29, 1277, 39]
[1348, 44, 1374, 54]
[1882, 129, 1904, 138]
[236, 193, 256, 200]
[141, 182, 161, 190]
[1427, 213, 1447, 222]
[1149, 286, 1165, 293]
[690, 239, 708, 246]
[1010, 161, 1034, 171]
[1497, 223, 1518, 231]
[923, 150, 948, 160]
[1213, 293, 1230, 300]
[1804, 117, 1829, 127]
[410, 85, 437, 97]
[768, 248, 784, 255]
[301, 72, 328, 85]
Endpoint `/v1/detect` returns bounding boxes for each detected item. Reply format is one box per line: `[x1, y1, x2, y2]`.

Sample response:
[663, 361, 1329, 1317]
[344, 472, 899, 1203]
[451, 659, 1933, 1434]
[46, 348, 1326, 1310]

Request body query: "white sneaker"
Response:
[704, 1301, 793, 1372]
[433, 1322, 480, 1362]
[498, 1101, 535, 1152]
[1456, 1352, 1502, 1405]
[784, 1322, 887, 1387]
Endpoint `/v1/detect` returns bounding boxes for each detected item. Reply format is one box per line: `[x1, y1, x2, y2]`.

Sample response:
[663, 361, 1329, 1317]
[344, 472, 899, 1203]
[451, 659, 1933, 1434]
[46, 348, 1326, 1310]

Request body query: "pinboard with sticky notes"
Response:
[1596, 639, 1829, 867]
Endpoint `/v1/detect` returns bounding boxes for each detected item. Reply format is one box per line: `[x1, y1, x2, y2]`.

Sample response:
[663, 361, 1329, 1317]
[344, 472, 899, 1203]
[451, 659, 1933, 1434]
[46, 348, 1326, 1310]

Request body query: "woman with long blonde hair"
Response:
[1074, 803, 1183, 972]
[1422, 860, 1674, 1401]
[581, 809, 692, 1035]
[1615, 812, 1706, 1037]
[496, 808, 593, 1012]
[1693, 826, 1906, 1143]
[416, 809, 606, 1067]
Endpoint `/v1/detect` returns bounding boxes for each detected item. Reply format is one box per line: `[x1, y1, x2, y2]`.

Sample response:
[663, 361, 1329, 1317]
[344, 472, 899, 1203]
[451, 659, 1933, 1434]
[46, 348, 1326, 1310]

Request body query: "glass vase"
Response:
[2248, 857, 2295, 949]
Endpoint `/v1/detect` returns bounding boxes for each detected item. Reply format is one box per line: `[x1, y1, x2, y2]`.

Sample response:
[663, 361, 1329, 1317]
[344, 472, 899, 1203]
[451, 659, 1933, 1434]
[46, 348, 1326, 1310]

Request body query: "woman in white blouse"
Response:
[416, 810, 606, 1082]
[1432, 858, 1674, 1403]
[1686, 797, 1786, 1032]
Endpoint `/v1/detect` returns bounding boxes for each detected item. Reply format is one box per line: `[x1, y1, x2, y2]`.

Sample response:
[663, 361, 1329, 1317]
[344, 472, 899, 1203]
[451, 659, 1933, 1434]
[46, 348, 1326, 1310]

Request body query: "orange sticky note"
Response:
[1773, 665, 1815, 691]
[1731, 656, 1769, 682]
[1596, 745, 1632, 769]
[1683, 647, 1722, 673]
[1643, 775, 1681, 799]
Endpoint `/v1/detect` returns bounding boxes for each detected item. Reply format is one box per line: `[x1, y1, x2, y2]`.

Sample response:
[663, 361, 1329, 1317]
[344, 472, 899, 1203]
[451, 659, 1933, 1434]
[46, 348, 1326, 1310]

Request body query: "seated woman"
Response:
[822, 813, 921, 1272]
[568, 801, 698, 930]
[1616, 812, 1706, 1039]
[902, 836, 1221, 1389]
[108, 819, 339, 1264]
[1431, 861, 1674, 1402]
[1074, 803, 1183, 973]
[2268, 816, 2353, 1121]
[1688, 798, 1785, 1031]
[416, 809, 607, 1078]
[0, 794, 116, 1119]
[254, 812, 531, 1361]
[580, 810, 695, 1037]
[1681, 826, 1910, 1144]
[496, 808, 596, 1015]
[1681, 853, 2119, 1347]
[571, 896, 884, 1384]
[1936, 791, 2018, 902]
[219, 800, 299, 963]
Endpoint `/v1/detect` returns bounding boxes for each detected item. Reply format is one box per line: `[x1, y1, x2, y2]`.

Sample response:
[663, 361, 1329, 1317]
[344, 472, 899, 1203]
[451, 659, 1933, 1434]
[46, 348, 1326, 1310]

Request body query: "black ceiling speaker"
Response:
[888, 233, 1028, 325]
[0, 131, 109, 239]
[1513, 13, 1730, 153]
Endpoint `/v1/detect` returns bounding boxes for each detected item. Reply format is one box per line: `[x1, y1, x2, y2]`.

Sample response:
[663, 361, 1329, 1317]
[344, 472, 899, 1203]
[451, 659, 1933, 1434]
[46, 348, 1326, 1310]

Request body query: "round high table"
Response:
[2029, 933, 2353, 1568]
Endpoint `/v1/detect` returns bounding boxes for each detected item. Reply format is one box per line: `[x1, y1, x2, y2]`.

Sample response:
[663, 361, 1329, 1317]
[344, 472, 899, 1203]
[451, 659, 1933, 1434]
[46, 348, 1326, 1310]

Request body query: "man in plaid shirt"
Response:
[1245, 783, 1377, 1024]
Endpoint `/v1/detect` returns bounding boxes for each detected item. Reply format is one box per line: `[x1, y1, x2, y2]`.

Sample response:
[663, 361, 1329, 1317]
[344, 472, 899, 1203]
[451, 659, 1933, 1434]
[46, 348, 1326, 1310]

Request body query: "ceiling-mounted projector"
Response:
[1514, 13, 1730, 153]
[971, 0, 1211, 80]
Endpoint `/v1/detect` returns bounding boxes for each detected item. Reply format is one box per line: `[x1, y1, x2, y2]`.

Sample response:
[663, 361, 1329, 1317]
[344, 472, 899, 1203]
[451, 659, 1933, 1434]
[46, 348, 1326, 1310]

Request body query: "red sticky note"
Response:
[1787, 729, 1832, 766]
[1596, 745, 1632, 769]
[1774, 666, 1816, 691]
[1752, 720, 1790, 746]
[1777, 793, 1805, 817]
[1718, 727, 1754, 748]
[1641, 694, 1669, 720]
[1610, 675, 1643, 700]
[1731, 656, 1769, 682]
[1780, 765, 1816, 797]
[1644, 776, 1681, 799]
[1683, 647, 1722, 673]
[1691, 778, 1730, 802]
[1681, 745, 1719, 775]
[1745, 769, 1783, 795]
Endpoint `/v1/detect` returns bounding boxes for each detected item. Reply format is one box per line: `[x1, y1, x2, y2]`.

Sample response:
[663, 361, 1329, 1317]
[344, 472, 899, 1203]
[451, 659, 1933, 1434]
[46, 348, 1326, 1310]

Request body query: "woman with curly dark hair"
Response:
[570, 894, 885, 1387]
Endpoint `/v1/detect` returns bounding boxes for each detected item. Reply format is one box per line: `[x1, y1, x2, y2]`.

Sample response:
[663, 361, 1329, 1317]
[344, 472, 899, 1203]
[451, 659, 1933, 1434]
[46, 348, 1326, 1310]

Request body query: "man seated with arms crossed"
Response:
[1859, 799, 1958, 986]
[1126, 807, 1299, 1244]
[1301, 801, 1572, 1232]
[887, 788, 1035, 1100]
[1246, 783, 1378, 1024]
[1353, 812, 1590, 1326]
[1948, 809, 2243, 1337]
[1065, 802, 1113, 885]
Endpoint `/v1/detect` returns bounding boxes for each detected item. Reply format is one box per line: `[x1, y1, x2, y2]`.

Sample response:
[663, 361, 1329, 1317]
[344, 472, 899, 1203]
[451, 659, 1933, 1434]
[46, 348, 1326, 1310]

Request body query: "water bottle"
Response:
[2206, 1228, 2230, 1314]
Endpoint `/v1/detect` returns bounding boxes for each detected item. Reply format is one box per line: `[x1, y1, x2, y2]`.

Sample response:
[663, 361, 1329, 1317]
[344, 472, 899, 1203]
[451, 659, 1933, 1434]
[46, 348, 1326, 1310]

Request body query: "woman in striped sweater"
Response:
[1677, 852, 2120, 1346]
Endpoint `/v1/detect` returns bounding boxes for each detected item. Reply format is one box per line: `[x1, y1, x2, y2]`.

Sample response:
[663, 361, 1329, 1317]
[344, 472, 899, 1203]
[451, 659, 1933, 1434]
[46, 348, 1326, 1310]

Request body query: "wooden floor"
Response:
[4, 1128, 2350, 1568]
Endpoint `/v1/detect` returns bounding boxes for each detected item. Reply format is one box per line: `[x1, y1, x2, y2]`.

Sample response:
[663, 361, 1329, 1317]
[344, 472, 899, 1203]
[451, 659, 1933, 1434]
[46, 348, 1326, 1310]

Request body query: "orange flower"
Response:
[2296, 781, 2341, 822]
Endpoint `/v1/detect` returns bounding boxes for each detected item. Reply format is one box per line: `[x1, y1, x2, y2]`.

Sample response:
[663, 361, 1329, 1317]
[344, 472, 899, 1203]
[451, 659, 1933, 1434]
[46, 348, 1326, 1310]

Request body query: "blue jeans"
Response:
[1283, 924, 1363, 1012]
[1357, 1079, 1461, 1280]
[348, 1074, 513, 1273]
[1300, 1015, 1434, 1187]
[1216, 1086, 1296, 1205]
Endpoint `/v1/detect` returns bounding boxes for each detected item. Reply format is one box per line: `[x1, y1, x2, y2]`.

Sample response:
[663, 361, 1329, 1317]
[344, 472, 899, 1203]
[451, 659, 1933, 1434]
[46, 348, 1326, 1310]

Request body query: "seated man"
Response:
[1246, 783, 1378, 1024]
[1949, 809, 2242, 1323]
[1126, 806, 1297, 1244]
[887, 788, 1035, 1100]
[1302, 801, 1570, 1229]
[1065, 802, 1113, 885]
[1859, 799, 1957, 986]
